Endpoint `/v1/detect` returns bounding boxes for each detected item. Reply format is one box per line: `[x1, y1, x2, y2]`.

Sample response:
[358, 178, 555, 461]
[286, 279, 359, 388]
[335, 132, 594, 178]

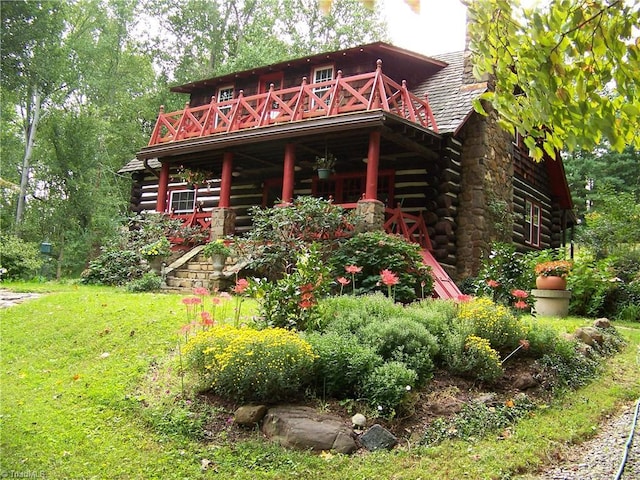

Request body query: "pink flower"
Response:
[299, 299, 314, 309]
[455, 294, 473, 303]
[219, 292, 232, 300]
[181, 297, 201, 305]
[212, 297, 221, 306]
[233, 278, 249, 294]
[345, 265, 362, 274]
[193, 287, 209, 296]
[380, 269, 399, 286]
[487, 279, 500, 288]
[337, 277, 350, 286]
[179, 322, 196, 334]
[511, 289, 529, 299]
[200, 311, 214, 327]
[300, 283, 315, 293]
[514, 300, 529, 310]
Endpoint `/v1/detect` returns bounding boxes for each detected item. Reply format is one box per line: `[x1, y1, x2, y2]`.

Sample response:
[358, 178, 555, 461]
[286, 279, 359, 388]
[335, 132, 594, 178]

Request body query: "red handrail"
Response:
[148, 61, 438, 146]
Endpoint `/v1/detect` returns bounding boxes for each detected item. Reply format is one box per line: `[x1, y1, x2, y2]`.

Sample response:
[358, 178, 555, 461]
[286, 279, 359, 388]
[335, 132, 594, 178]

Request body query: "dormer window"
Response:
[216, 85, 234, 127]
[312, 65, 334, 106]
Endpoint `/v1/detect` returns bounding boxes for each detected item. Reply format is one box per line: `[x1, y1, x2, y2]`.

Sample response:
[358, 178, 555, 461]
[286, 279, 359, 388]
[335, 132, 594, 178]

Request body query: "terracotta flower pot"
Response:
[535, 275, 567, 290]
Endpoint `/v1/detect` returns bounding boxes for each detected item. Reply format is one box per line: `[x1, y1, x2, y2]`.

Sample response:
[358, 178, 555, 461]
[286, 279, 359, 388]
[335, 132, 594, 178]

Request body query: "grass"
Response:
[1, 283, 639, 479]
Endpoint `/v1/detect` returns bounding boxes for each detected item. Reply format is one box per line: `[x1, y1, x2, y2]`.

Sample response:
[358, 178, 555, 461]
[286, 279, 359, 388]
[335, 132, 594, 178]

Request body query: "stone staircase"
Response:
[163, 245, 216, 291]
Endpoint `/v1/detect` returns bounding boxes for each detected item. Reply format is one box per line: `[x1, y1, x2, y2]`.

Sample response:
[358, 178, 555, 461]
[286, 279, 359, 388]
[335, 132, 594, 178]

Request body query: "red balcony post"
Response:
[365, 130, 381, 200]
[156, 161, 170, 212]
[219, 152, 233, 208]
[281, 143, 296, 204]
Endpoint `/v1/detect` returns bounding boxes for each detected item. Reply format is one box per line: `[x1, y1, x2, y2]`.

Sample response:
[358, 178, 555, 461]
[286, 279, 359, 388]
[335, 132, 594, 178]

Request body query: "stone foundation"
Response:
[210, 207, 236, 239]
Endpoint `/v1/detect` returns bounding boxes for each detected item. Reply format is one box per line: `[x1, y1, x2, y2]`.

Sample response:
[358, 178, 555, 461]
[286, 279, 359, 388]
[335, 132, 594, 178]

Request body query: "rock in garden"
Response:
[430, 397, 464, 415]
[593, 318, 611, 329]
[234, 405, 268, 426]
[262, 406, 357, 454]
[351, 413, 367, 428]
[574, 327, 604, 346]
[513, 372, 539, 391]
[359, 424, 398, 451]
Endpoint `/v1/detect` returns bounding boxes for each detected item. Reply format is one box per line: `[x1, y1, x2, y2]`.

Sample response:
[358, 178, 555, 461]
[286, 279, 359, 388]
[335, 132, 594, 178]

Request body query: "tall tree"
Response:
[465, 0, 640, 159]
[1, 1, 71, 227]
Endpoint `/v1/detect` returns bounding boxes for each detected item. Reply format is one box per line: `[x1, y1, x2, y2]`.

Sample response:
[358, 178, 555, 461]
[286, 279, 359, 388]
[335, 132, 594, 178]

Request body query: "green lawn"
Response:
[1, 284, 639, 479]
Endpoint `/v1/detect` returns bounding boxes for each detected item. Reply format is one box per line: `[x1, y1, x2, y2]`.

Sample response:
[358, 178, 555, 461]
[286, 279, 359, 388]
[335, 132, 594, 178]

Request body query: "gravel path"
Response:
[522, 401, 640, 480]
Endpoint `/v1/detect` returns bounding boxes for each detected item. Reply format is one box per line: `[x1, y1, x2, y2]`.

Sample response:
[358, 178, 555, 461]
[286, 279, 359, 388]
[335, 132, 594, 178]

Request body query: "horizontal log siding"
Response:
[512, 176, 554, 251]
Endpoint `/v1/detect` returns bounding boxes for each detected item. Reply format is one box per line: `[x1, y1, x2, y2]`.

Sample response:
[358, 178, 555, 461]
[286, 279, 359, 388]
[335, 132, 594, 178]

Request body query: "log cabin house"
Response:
[119, 42, 575, 297]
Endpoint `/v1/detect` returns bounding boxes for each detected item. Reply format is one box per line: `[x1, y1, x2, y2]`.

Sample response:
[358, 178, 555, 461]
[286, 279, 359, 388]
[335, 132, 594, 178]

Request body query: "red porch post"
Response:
[219, 152, 233, 208]
[365, 130, 381, 200]
[281, 143, 296, 204]
[156, 161, 170, 212]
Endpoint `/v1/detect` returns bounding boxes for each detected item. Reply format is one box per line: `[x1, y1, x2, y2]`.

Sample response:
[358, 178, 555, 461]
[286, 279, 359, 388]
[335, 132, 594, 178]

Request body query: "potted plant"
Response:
[315, 153, 336, 179]
[174, 165, 212, 188]
[534, 259, 572, 290]
[140, 237, 171, 274]
[202, 239, 232, 276]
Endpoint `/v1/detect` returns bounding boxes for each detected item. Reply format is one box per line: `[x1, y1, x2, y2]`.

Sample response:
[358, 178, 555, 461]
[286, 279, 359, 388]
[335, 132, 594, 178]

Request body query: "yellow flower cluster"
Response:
[465, 335, 500, 363]
[457, 298, 525, 351]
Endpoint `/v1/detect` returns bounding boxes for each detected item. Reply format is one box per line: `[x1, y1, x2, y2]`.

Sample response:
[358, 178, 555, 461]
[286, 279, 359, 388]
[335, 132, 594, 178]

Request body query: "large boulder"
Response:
[234, 405, 268, 426]
[574, 327, 604, 346]
[261, 406, 357, 454]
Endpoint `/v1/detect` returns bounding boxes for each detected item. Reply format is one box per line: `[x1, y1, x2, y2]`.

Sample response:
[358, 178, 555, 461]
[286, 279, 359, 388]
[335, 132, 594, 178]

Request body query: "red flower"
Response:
[212, 296, 221, 305]
[337, 277, 350, 286]
[511, 289, 529, 299]
[233, 278, 249, 294]
[380, 269, 399, 286]
[514, 300, 529, 310]
[300, 283, 315, 293]
[487, 279, 500, 288]
[345, 265, 362, 274]
[193, 287, 209, 296]
[299, 299, 314, 309]
[200, 311, 214, 327]
[456, 294, 473, 303]
[179, 322, 196, 334]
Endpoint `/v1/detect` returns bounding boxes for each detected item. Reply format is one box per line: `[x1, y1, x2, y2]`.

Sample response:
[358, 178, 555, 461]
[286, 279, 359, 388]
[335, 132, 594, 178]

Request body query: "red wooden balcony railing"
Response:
[148, 60, 438, 146]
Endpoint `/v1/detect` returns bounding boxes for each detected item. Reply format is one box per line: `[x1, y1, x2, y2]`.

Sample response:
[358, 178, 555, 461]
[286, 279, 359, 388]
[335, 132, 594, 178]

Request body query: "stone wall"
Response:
[455, 109, 514, 279]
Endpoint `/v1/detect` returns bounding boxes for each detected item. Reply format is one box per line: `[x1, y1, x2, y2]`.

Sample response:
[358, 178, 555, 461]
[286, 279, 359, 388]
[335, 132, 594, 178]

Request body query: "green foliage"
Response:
[184, 325, 317, 403]
[142, 399, 219, 441]
[535, 339, 602, 392]
[357, 317, 439, 383]
[361, 361, 417, 417]
[440, 329, 504, 383]
[422, 395, 536, 446]
[0, 234, 43, 280]
[567, 254, 617, 317]
[468, 1, 640, 157]
[330, 231, 433, 303]
[404, 298, 459, 340]
[239, 197, 355, 280]
[126, 272, 163, 292]
[250, 244, 332, 331]
[303, 331, 382, 399]
[82, 249, 146, 286]
[320, 293, 404, 335]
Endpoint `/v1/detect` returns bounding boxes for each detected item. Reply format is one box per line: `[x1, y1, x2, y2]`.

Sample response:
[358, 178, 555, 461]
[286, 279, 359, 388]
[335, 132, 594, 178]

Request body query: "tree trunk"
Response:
[15, 87, 42, 226]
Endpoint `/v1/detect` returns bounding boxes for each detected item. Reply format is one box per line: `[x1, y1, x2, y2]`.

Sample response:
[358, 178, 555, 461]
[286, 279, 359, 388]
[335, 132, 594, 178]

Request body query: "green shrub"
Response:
[456, 297, 527, 352]
[535, 338, 601, 392]
[0, 234, 43, 280]
[357, 317, 439, 383]
[250, 244, 332, 331]
[184, 325, 316, 402]
[522, 321, 563, 358]
[440, 330, 503, 382]
[567, 255, 616, 317]
[126, 272, 163, 292]
[321, 293, 405, 335]
[82, 249, 145, 285]
[330, 231, 433, 303]
[404, 298, 459, 339]
[361, 361, 417, 417]
[303, 331, 382, 399]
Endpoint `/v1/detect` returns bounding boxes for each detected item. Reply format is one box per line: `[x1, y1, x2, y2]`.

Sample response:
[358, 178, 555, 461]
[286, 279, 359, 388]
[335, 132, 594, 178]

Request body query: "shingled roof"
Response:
[413, 51, 487, 135]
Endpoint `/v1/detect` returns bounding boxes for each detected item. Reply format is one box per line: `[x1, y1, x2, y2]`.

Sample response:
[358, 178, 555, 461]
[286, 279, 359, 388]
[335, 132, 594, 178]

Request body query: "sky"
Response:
[381, 0, 468, 56]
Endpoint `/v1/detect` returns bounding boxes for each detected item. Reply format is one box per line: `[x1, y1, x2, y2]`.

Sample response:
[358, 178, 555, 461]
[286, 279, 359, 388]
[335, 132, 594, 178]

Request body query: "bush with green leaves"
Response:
[439, 328, 504, 382]
[237, 196, 356, 280]
[361, 361, 417, 417]
[357, 317, 439, 383]
[81, 249, 145, 286]
[321, 293, 407, 335]
[126, 272, 163, 292]
[535, 338, 602, 392]
[184, 325, 316, 402]
[303, 331, 382, 399]
[250, 244, 332, 331]
[0, 234, 43, 280]
[404, 298, 459, 340]
[330, 231, 433, 303]
[567, 254, 617, 318]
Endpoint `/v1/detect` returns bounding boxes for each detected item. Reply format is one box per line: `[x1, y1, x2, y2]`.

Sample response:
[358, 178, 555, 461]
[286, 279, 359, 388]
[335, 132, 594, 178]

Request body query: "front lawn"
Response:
[1, 284, 639, 479]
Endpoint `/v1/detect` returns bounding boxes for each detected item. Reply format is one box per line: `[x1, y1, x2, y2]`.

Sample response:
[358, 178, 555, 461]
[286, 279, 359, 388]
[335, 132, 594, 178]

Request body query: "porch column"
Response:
[156, 161, 170, 213]
[281, 143, 296, 204]
[211, 151, 236, 240]
[365, 130, 381, 200]
[219, 152, 233, 208]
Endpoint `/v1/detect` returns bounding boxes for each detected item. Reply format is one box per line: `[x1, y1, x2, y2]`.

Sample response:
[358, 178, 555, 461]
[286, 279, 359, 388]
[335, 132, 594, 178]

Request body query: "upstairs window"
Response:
[524, 199, 541, 247]
[216, 85, 234, 126]
[312, 65, 334, 107]
[170, 189, 196, 214]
